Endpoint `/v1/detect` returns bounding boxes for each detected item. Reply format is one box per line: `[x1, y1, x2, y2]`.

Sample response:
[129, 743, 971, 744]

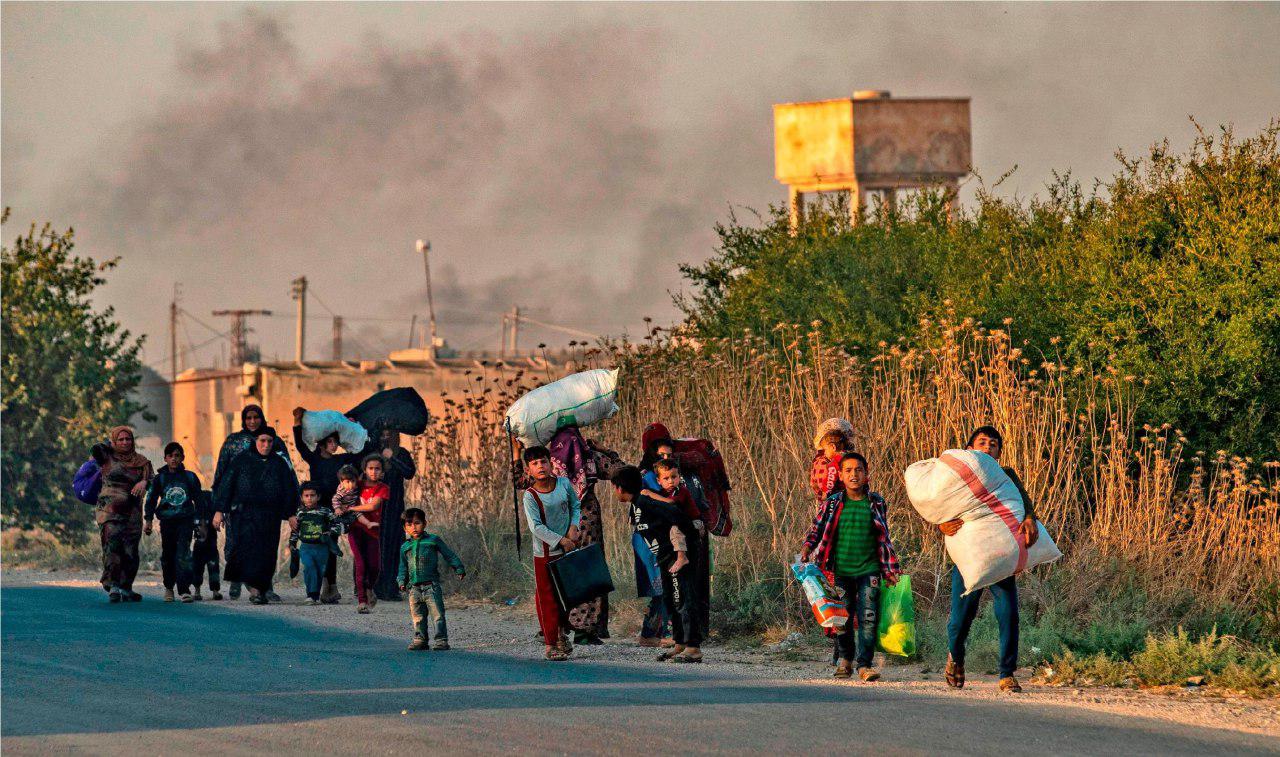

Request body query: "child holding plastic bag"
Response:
[800, 453, 901, 681]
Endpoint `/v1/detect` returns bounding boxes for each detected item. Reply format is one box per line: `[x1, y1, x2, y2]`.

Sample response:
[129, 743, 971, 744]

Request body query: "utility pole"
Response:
[291, 276, 308, 363]
[212, 309, 272, 366]
[169, 284, 181, 382]
[416, 240, 439, 359]
[332, 316, 344, 361]
[507, 305, 521, 357]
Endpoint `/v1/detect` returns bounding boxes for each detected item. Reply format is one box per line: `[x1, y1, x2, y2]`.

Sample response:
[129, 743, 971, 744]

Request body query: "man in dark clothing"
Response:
[612, 466, 702, 663]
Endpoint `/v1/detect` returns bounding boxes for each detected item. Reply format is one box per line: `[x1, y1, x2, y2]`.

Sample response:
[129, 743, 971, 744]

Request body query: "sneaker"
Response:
[211, 591, 224, 601]
[109, 587, 123, 603]
[249, 594, 268, 605]
[229, 583, 242, 600]
[191, 590, 204, 602]
[408, 638, 429, 651]
[266, 590, 282, 603]
[998, 676, 1023, 693]
[180, 593, 194, 604]
[834, 660, 853, 679]
[858, 667, 881, 682]
[164, 588, 175, 603]
[306, 598, 320, 606]
[357, 603, 370, 614]
[432, 641, 450, 651]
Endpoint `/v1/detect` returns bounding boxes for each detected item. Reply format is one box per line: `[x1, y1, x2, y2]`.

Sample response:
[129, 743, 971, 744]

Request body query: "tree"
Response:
[1, 210, 149, 539]
[677, 124, 1280, 457]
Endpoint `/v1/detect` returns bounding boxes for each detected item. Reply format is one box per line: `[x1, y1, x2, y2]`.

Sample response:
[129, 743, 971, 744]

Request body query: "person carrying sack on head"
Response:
[521, 445, 582, 661]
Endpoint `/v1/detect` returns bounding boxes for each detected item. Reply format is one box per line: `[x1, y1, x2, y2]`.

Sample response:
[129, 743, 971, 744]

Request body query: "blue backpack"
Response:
[72, 460, 102, 505]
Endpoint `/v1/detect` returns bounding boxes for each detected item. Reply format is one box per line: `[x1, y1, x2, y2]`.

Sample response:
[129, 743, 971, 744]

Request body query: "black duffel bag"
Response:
[548, 543, 614, 612]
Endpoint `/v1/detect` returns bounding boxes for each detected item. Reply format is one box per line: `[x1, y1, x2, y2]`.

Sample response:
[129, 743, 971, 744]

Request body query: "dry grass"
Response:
[398, 318, 1280, 640]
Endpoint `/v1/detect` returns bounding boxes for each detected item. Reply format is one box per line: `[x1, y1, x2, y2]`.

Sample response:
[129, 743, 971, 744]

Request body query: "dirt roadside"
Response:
[7, 568, 1277, 739]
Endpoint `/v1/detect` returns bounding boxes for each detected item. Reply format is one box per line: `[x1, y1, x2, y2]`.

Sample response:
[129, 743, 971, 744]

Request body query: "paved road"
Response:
[3, 585, 1276, 755]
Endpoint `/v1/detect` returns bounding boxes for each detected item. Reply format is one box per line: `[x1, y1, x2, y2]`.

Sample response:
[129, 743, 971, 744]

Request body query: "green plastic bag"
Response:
[877, 574, 917, 657]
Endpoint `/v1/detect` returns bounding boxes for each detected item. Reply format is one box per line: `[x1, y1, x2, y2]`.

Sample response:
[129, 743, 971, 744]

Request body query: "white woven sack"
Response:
[300, 410, 369, 453]
[904, 449, 1062, 594]
[506, 369, 619, 447]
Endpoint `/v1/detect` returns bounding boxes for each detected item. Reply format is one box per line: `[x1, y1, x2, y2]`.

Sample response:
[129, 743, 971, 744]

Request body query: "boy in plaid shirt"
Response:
[398, 508, 465, 651]
[800, 452, 901, 681]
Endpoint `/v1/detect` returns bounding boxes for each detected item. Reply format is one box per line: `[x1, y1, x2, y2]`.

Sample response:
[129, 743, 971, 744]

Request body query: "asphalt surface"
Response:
[3, 584, 1277, 755]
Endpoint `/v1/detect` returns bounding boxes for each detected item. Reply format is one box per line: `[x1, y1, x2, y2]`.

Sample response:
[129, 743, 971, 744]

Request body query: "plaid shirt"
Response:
[803, 490, 901, 579]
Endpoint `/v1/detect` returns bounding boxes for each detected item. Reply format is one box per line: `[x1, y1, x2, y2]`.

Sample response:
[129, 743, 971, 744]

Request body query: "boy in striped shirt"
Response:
[800, 452, 902, 680]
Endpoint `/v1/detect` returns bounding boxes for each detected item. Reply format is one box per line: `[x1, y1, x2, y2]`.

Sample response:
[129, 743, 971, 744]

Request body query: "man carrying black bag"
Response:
[612, 466, 703, 663]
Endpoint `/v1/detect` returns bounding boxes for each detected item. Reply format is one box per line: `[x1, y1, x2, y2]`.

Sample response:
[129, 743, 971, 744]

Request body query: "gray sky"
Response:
[4, 2, 1278, 369]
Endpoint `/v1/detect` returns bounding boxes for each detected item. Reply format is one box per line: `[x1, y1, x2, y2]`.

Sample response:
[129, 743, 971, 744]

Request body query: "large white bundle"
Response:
[506, 369, 619, 447]
[904, 449, 1062, 594]
[300, 410, 369, 452]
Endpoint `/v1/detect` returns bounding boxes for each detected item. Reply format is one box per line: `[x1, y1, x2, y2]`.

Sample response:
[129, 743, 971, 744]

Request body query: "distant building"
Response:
[169, 355, 574, 484]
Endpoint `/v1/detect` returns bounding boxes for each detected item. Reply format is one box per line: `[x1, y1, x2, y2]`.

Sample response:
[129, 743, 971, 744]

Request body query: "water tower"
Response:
[774, 90, 971, 226]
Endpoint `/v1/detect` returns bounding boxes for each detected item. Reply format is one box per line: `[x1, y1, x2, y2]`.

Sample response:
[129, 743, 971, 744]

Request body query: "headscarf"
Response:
[240, 404, 265, 433]
[639, 422, 673, 473]
[106, 425, 150, 471]
[250, 426, 278, 456]
[812, 418, 855, 451]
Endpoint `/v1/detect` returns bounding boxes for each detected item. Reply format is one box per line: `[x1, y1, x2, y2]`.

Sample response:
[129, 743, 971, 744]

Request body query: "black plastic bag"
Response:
[346, 387, 430, 435]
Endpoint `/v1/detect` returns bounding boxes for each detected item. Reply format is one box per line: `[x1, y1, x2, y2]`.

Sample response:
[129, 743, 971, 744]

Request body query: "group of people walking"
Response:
[90, 404, 1038, 690]
[93, 404, 417, 613]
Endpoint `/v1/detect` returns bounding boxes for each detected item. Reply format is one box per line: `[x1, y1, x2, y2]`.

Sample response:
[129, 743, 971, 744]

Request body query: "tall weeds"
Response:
[405, 322, 1280, 641]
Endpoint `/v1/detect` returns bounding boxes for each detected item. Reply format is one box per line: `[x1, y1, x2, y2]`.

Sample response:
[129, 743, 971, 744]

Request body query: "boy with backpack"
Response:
[612, 465, 703, 663]
[799, 452, 902, 681]
[397, 508, 466, 651]
[143, 442, 202, 603]
[290, 482, 343, 605]
[521, 445, 582, 661]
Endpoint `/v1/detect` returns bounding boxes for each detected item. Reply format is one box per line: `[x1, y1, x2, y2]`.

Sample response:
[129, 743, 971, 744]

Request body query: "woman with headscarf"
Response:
[213, 426, 299, 605]
[545, 425, 622, 645]
[373, 429, 417, 602]
[213, 404, 292, 600]
[95, 426, 155, 602]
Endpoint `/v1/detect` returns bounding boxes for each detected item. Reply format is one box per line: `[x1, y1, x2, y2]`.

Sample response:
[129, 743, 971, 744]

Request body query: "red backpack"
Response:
[672, 438, 733, 537]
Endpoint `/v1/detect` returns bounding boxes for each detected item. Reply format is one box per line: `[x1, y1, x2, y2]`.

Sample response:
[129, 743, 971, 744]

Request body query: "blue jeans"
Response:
[834, 574, 880, 667]
[299, 542, 330, 599]
[409, 583, 448, 642]
[948, 564, 1019, 677]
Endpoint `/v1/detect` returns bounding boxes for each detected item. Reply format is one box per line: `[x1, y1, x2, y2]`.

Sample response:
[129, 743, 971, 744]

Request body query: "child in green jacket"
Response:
[397, 508, 465, 651]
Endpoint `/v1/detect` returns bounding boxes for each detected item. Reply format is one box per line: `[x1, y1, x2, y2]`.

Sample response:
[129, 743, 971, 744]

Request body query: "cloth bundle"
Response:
[904, 450, 1062, 594]
[299, 410, 369, 452]
[506, 369, 619, 447]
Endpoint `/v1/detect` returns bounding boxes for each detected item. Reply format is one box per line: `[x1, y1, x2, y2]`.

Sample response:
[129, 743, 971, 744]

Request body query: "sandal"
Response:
[545, 648, 569, 661]
[673, 653, 703, 664]
[657, 650, 681, 662]
[945, 655, 965, 689]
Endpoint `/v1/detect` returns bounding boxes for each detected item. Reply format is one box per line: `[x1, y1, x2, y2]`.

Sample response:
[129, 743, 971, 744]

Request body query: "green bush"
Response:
[678, 124, 1280, 458]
